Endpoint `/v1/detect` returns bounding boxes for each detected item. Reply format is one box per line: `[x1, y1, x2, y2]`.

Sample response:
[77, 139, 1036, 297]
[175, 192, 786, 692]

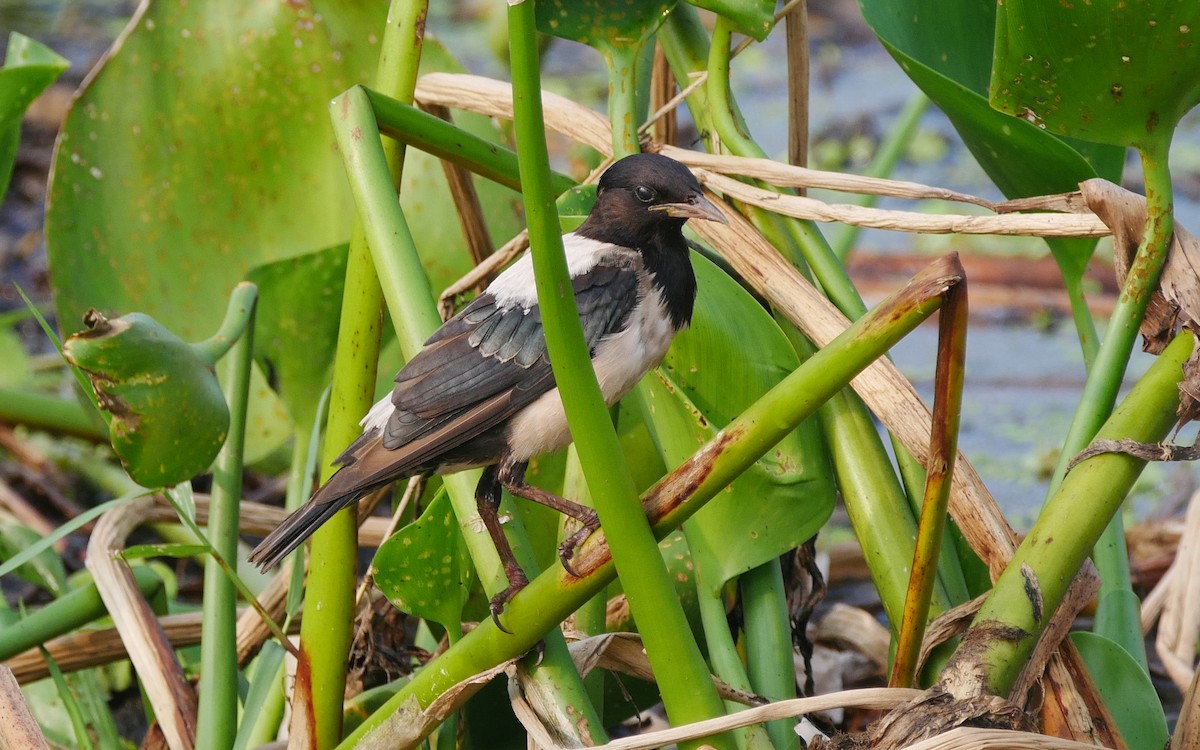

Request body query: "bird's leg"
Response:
[498, 458, 600, 578]
[475, 464, 528, 633]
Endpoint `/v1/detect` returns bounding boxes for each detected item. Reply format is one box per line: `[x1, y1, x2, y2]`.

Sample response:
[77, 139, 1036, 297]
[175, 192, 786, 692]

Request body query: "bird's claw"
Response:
[557, 512, 600, 578]
[489, 569, 530, 635]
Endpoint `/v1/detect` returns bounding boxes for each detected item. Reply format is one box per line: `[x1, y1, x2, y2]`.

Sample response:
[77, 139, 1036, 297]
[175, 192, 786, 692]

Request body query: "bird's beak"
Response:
[653, 192, 728, 224]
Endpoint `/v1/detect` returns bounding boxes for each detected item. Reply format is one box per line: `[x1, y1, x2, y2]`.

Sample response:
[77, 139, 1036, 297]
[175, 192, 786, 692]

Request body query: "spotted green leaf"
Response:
[992, 2, 1200, 149]
[373, 488, 471, 628]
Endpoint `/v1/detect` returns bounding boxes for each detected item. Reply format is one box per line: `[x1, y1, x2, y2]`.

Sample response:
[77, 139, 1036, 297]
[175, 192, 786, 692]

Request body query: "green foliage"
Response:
[62, 310, 230, 487]
[374, 488, 471, 629]
[1070, 631, 1170, 750]
[636, 252, 834, 590]
[859, 0, 1124, 199]
[247, 245, 348, 431]
[0, 32, 68, 197]
[0, 524, 66, 595]
[992, 1, 1200, 148]
[534, 0, 675, 50]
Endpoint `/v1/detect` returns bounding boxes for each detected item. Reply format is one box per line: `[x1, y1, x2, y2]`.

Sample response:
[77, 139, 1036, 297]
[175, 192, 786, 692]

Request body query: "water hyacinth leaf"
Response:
[0, 32, 68, 196]
[634, 252, 834, 591]
[373, 488, 470, 628]
[0, 523, 67, 595]
[46, 1, 384, 344]
[246, 244, 347, 431]
[62, 310, 229, 487]
[859, 0, 1124, 200]
[534, 0, 675, 50]
[1070, 631, 1170, 750]
[991, 2, 1200, 148]
[688, 0, 775, 41]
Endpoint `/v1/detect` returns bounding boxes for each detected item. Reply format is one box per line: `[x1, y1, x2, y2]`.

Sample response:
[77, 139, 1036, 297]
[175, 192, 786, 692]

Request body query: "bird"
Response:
[248, 152, 726, 623]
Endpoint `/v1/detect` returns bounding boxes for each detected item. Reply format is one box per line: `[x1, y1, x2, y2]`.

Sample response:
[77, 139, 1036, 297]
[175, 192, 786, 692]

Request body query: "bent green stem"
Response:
[508, 3, 723, 747]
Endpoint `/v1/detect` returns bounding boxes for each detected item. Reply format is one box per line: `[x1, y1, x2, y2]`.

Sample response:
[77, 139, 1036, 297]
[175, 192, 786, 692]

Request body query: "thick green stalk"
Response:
[342, 255, 962, 749]
[694, 582, 775, 750]
[954, 330, 1194, 697]
[508, 4, 730, 747]
[0, 566, 162, 660]
[195, 287, 256, 750]
[605, 44, 642, 157]
[1044, 138, 1175, 670]
[332, 84, 604, 744]
[365, 89, 575, 195]
[741, 561, 800, 750]
[1046, 138, 1175, 495]
[296, 4, 426, 747]
[0, 387, 106, 441]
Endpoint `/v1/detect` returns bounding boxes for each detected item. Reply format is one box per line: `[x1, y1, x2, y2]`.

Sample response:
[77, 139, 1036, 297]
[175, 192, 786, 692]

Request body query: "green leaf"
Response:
[991, 1, 1200, 148]
[535, 0, 676, 51]
[634, 253, 834, 591]
[62, 310, 229, 487]
[0, 523, 67, 595]
[247, 244, 348, 431]
[688, 0, 775, 42]
[0, 33, 68, 196]
[373, 488, 471, 628]
[1070, 631, 1169, 750]
[556, 185, 596, 234]
[859, 0, 1124, 199]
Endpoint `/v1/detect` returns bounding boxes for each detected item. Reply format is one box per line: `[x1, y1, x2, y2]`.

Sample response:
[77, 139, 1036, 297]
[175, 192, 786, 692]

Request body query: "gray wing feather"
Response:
[382, 260, 641, 450]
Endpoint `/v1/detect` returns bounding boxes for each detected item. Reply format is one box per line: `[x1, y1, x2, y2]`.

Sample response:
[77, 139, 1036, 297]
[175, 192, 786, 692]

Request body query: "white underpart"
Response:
[357, 232, 679, 461]
[360, 393, 395, 434]
[505, 286, 677, 460]
[487, 233, 616, 309]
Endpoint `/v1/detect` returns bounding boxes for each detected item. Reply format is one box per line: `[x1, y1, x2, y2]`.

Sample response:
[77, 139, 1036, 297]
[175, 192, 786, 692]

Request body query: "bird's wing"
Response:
[330, 255, 642, 475]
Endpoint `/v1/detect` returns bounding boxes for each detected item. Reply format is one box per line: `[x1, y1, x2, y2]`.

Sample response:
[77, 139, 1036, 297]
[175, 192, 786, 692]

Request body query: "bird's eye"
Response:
[634, 185, 656, 203]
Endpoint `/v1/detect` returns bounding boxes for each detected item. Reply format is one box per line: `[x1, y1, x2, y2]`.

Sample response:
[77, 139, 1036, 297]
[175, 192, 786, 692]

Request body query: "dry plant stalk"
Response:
[510, 687, 922, 750]
[0, 666, 48, 750]
[86, 495, 197, 750]
[1153, 489, 1200, 691]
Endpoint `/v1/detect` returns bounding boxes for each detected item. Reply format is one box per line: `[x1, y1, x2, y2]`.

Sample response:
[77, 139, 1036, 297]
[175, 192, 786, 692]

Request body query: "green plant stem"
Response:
[741, 561, 800, 750]
[192, 283, 260, 365]
[954, 330, 1194, 697]
[671, 4, 930, 512]
[195, 287, 256, 750]
[342, 255, 961, 749]
[605, 45, 642, 157]
[0, 386, 106, 441]
[694, 580, 774, 750]
[297, 5, 427, 747]
[365, 89, 575, 195]
[829, 91, 929, 261]
[333, 85, 604, 748]
[508, 4, 728, 747]
[1044, 138, 1175, 671]
[0, 566, 163, 660]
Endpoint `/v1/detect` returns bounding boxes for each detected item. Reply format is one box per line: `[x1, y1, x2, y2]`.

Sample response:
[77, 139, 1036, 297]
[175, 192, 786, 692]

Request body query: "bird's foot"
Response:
[489, 568, 530, 634]
[557, 508, 600, 578]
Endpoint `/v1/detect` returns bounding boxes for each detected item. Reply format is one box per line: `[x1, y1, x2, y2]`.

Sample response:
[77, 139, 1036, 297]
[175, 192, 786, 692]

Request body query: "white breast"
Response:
[487, 233, 619, 309]
[504, 287, 677, 460]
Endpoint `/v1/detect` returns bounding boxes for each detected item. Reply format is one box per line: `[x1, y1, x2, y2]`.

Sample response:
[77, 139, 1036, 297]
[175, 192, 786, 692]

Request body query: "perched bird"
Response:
[248, 152, 726, 620]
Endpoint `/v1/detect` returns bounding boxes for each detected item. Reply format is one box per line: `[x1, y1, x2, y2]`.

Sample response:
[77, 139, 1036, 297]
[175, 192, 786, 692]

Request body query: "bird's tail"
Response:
[246, 486, 364, 570]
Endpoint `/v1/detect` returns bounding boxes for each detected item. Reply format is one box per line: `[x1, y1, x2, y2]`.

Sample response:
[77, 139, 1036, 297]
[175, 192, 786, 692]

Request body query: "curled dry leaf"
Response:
[1079, 179, 1200, 352]
[1080, 178, 1200, 428]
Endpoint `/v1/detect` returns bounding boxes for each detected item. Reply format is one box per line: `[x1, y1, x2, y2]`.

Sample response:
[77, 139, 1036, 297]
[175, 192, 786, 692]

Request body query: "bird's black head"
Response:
[576, 153, 725, 250]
